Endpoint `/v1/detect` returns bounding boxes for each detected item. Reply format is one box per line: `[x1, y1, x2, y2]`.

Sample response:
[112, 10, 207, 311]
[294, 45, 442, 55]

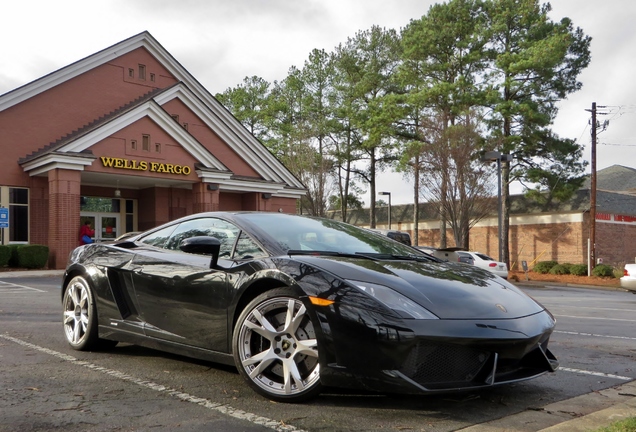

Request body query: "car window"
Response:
[476, 253, 494, 261]
[163, 218, 239, 257]
[239, 213, 426, 257]
[234, 231, 268, 260]
[138, 225, 177, 248]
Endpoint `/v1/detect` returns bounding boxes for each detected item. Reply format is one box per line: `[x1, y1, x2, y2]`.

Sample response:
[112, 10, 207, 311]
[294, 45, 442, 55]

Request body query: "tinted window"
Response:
[476, 253, 494, 261]
[139, 225, 177, 248]
[238, 213, 427, 257]
[234, 232, 267, 260]
[164, 218, 239, 258]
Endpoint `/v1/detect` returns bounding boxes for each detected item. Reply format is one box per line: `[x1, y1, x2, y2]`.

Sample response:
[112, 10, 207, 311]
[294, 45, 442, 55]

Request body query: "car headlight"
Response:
[346, 280, 438, 320]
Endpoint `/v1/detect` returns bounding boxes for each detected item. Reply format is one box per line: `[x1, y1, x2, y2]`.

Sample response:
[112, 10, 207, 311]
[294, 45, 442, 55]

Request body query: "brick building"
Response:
[0, 32, 305, 269]
[333, 165, 636, 270]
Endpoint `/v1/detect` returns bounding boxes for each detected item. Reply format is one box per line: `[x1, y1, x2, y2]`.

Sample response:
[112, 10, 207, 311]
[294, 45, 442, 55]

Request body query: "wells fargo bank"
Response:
[0, 32, 305, 269]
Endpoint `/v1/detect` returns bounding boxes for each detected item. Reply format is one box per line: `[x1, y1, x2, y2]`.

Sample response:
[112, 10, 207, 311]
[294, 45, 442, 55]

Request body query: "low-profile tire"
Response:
[233, 287, 322, 402]
[62, 275, 117, 351]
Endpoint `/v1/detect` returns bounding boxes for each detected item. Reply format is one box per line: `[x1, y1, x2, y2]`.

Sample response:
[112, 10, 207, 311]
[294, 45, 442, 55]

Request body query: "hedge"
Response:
[2, 244, 49, 269]
[0, 245, 11, 267]
[533, 261, 558, 274]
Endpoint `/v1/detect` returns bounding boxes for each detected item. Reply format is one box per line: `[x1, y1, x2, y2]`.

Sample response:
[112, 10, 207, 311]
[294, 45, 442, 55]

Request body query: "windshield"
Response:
[237, 213, 426, 257]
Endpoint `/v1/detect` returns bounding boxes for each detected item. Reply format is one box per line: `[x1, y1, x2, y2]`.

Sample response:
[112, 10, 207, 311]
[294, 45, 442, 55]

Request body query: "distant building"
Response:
[0, 32, 305, 268]
[330, 165, 636, 269]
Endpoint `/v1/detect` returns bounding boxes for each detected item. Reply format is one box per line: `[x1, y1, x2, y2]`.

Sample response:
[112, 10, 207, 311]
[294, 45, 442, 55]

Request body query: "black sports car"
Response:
[62, 212, 558, 402]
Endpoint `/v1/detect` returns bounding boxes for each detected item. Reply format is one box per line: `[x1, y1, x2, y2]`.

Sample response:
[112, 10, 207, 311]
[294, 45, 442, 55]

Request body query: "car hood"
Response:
[291, 255, 544, 320]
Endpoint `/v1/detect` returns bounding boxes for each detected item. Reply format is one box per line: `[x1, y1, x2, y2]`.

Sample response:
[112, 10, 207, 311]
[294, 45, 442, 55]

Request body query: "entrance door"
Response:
[80, 213, 120, 242]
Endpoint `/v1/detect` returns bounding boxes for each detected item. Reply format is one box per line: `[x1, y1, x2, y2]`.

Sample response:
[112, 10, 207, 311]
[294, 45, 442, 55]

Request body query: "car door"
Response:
[129, 217, 239, 352]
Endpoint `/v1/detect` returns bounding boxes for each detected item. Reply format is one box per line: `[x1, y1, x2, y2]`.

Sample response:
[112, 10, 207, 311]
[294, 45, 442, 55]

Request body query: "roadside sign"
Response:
[0, 207, 8, 228]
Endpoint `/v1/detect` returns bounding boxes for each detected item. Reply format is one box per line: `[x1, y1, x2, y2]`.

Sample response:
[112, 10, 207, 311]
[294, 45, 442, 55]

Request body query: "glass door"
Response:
[80, 212, 119, 242]
[100, 215, 119, 241]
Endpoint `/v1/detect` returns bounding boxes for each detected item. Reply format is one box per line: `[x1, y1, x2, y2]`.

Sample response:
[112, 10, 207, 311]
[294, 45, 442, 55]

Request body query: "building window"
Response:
[171, 114, 179, 123]
[128, 68, 134, 78]
[138, 64, 146, 80]
[183, 123, 188, 131]
[150, 73, 155, 82]
[8, 187, 29, 243]
[142, 134, 150, 151]
[155, 143, 161, 153]
[131, 139, 137, 150]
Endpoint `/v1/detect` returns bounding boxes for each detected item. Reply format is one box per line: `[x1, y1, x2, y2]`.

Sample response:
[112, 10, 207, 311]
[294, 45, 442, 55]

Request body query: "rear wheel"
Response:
[62, 275, 117, 351]
[233, 288, 322, 402]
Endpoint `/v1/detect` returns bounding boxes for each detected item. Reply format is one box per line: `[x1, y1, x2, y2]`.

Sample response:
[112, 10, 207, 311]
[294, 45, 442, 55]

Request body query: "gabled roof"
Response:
[2, 31, 305, 196]
[582, 165, 636, 194]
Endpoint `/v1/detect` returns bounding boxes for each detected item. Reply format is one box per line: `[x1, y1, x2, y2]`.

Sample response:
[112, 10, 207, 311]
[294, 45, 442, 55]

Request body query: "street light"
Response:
[482, 151, 512, 263]
[378, 191, 391, 229]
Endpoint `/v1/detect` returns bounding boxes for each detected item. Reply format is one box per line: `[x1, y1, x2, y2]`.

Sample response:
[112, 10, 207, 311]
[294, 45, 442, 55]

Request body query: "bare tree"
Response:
[419, 114, 496, 249]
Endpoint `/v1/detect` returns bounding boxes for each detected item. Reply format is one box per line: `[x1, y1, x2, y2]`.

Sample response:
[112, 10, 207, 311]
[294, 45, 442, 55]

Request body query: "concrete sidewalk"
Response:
[2, 269, 634, 431]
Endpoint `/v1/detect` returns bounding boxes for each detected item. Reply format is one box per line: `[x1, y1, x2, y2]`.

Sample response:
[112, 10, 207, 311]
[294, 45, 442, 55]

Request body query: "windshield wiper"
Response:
[287, 250, 379, 260]
[286, 250, 437, 262]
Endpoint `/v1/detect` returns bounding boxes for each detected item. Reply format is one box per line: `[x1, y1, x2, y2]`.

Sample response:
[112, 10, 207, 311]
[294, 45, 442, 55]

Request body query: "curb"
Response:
[0, 270, 65, 278]
[538, 381, 636, 431]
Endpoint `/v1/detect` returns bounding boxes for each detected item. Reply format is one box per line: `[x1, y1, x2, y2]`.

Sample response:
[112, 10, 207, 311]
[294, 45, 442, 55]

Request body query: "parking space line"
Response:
[559, 367, 632, 381]
[555, 330, 636, 341]
[0, 334, 306, 432]
[553, 314, 636, 323]
[0, 281, 46, 293]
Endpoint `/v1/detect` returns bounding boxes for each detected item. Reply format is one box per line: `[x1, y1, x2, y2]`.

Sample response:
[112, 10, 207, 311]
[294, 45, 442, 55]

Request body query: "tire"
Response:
[233, 287, 322, 402]
[62, 275, 117, 351]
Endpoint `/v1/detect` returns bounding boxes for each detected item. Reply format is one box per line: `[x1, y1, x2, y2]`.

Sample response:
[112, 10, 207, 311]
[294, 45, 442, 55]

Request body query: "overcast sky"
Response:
[2, 0, 635, 205]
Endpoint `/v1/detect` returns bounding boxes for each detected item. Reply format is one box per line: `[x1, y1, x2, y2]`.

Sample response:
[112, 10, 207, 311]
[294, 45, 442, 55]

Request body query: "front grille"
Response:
[399, 342, 490, 387]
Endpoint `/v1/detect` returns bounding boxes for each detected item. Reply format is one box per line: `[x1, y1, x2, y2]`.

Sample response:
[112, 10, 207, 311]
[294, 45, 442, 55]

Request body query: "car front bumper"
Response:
[315, 306, 558, 395]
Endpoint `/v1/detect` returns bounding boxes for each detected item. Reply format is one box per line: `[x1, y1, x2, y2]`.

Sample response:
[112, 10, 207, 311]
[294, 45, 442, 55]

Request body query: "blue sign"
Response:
[0, 207, 8, 229]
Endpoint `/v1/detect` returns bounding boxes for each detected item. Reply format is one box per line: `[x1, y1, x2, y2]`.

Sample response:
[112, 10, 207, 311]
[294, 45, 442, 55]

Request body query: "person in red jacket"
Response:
[79, 220, 95, 245]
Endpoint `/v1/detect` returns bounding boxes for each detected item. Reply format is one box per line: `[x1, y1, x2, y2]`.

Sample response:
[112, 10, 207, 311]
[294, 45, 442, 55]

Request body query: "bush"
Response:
[14, 245, 49, 269]
[570, 264, 588, 276]
[0, 245, 11, 267]
[592, 264, 615, 278]
[6, 244, 22, 267]
[549, 264, 570, 275]
[533, 261, 558, 274]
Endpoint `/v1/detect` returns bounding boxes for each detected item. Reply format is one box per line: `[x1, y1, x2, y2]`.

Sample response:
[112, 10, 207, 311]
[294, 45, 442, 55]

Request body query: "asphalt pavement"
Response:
[2, 269, 635, 431]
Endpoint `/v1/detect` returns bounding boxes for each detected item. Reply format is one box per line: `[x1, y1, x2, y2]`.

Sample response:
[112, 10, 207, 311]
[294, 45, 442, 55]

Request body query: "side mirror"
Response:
[179, 236, 221, 269]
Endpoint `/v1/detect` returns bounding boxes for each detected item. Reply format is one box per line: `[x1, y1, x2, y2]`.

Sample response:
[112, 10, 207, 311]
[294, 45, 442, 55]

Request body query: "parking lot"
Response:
[1, 275, 635, 431]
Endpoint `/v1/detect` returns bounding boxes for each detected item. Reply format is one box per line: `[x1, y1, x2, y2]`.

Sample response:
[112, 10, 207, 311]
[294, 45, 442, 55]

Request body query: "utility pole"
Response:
[585, 102, 611, 275]
[590, 102, 597, 274]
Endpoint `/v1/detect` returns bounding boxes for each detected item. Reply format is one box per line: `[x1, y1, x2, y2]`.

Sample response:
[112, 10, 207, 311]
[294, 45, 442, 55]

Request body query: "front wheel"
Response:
[233, 288, 322, 402]
[62, 275, 117, 351]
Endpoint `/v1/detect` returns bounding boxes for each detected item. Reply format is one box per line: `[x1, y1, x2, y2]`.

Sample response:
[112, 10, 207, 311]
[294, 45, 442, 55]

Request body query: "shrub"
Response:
[6, 244, 22, 267]
[14, 245, 49, 269]
[569, 264, 588, 276]
[533, 261, 558, 274]
[549, 264, 570, 275]
[0, 245, 11, 267]
[592, 264, 615, 278]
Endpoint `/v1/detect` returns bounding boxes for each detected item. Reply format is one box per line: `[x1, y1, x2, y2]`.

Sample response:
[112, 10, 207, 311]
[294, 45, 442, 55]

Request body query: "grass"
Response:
[594, 417, 636, 431]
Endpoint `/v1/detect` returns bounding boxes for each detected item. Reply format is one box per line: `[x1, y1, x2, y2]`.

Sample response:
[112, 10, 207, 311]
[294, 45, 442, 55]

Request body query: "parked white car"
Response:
[620, 263, 636, 293]
[457, 251, 508, 279]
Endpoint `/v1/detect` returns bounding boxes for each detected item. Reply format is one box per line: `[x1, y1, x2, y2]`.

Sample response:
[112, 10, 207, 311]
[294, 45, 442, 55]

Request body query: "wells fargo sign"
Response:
[100, 157, 191, 175]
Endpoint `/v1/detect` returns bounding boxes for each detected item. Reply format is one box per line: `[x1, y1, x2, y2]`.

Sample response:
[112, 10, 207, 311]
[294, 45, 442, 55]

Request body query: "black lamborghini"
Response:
[62, 212, 558, 402]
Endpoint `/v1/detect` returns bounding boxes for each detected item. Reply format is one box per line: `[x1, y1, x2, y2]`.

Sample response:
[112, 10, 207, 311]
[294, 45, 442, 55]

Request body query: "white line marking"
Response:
[554, 314, 636, 323]
[0, 281, 46, 293]
[0, 334, 306, 432]
[551, 306, 636, 313]
[555, 330, 636, 341]
[559, 367, 632, 381]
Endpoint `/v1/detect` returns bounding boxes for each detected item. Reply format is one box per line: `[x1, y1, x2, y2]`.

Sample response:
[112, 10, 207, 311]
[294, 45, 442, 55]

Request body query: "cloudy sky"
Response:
[2, 0, 635, 205]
